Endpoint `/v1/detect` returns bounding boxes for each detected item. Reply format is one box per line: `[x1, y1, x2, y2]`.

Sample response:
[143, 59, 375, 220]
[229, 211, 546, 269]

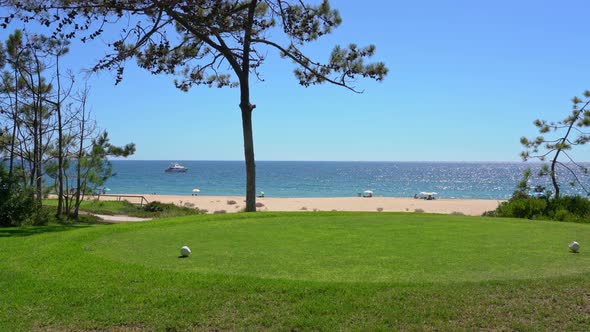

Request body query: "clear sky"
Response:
[2, 0, 590, 161]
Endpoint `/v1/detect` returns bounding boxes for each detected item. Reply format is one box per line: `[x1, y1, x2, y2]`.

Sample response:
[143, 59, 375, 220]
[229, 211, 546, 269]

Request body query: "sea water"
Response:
[104, 161, 590, 199]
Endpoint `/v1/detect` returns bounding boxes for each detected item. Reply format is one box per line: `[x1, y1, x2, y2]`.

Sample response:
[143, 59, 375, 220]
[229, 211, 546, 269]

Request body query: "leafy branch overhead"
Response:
[3, 0, 387, 212]
[4, 0, 387, 91]
[520, 90, 590, 198]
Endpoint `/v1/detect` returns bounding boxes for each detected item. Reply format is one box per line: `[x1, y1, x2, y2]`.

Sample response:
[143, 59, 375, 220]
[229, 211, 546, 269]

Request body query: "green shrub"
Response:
[143, 201, 165, 212]
[141, 201, 200, 218]
[494, 198, 547, 219]
[552, 209, 571, 222]
[490, 195, 590, 223]
[0, 166, 37, 226]
[547, 196, 590, 218]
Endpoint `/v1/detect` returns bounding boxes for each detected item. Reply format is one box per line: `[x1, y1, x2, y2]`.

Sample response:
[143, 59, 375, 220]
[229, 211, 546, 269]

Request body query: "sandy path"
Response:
[93, 214, 152, 223]
[95, 194, 503, 216]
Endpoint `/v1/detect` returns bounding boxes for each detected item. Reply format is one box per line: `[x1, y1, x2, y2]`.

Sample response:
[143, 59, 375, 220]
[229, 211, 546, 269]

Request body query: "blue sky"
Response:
[3, 0, 590, 161]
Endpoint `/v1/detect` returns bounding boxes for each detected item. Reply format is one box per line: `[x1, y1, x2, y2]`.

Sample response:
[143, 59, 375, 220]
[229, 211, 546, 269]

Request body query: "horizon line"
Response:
[109, 159, 580, 163]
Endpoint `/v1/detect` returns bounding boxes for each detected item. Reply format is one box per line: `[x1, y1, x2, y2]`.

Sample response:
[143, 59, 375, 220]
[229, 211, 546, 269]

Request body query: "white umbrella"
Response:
[362, 190, 374, 197]
[192, 188, 200, 193]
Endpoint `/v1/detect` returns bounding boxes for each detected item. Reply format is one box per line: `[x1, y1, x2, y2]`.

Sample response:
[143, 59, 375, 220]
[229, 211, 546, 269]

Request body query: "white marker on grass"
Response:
[180, 246, 192, 257]
[569, 241, 580, 253]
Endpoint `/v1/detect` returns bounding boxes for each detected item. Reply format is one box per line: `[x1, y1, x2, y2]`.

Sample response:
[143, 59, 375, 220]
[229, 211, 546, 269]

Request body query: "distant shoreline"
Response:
[95, 194, 504, 216]
[100, 161, 590, 199]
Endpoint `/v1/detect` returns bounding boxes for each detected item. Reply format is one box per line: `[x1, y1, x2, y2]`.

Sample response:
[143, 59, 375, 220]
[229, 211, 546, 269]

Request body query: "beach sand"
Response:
[97, 194, 503, 216]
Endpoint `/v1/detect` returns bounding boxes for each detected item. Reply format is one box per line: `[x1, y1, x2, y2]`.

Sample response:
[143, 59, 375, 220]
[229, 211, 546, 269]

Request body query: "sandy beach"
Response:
[96, 194, 503, 216]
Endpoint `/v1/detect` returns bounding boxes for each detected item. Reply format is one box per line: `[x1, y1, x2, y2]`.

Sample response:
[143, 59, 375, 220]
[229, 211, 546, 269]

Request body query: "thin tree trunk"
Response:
[56, 52, 64, 217]
[9, 68, 18, 178]
[73, 95, 87, 220]
[35, 55, 43, 206]
[32, 109, 39, 191]
[74, 135, 83, 220]
[549, 109, 582, 199]
[240, 101, 256, 212]
[239, 0, 258, 212]
[18, 131, 27, 188]
[549, 162, 559, 199]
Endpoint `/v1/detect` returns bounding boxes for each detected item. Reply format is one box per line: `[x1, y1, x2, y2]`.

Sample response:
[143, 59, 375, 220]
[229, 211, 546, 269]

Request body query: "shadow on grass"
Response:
[0, 224, 93, 238]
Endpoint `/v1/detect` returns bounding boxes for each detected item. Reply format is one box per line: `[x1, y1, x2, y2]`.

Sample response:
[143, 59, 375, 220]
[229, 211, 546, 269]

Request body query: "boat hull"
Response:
[165, 169, 188, 173]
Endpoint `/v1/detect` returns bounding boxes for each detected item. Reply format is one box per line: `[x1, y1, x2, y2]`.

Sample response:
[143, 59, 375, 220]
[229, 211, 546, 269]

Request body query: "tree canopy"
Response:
[521, 91, 590, 198]
[2, 1, 388, 211]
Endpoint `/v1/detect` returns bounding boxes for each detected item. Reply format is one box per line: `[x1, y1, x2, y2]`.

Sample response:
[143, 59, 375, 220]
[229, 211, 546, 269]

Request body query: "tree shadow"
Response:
[0, 224, 93, 238]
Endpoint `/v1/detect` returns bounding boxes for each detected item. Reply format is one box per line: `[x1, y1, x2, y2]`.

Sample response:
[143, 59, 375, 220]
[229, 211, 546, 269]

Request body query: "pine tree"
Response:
[521, 91, 590, 198]
[5, 1, 388, 211]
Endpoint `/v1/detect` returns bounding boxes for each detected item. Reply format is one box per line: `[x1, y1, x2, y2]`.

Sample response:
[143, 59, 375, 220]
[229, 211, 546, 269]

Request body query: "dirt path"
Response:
[94, 214, 152, 223]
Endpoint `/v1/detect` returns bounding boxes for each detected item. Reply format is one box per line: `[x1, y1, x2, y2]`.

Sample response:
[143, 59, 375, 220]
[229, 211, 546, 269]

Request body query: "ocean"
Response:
[104, 161, 590, 200]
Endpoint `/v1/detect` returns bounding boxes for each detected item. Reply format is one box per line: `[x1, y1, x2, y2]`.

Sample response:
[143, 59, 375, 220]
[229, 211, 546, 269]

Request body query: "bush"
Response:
[552, 209, 571, 222]
[495, 198, 547, 219]
[0, 167, 38, 226]
[547, 196, 590, 218]
[489, 195, 590, 223]
[143, 201, 165, 212]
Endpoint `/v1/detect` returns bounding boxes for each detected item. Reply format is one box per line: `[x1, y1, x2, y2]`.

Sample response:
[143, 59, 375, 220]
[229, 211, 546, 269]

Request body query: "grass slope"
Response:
[1, 212, 590, 331]
[43, 199, 199, 218]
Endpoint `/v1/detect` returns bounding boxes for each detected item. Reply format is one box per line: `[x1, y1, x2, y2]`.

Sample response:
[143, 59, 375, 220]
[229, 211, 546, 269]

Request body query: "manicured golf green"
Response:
[1, 212, 590, 331]
[93, 213, 590, 283]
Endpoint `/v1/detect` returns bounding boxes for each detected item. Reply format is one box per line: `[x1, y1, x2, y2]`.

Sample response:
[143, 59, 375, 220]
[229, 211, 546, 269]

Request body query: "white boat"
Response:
[165, 162, 188, 173]
[528, 185, 548, 198]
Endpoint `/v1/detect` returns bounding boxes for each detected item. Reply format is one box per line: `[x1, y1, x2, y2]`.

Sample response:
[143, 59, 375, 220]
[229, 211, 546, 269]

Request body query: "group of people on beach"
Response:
[414, 193, 436, 200]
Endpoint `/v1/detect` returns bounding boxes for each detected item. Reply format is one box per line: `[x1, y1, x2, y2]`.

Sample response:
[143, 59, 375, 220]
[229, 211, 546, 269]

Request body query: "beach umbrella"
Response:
[192, 188, 200, 193]
[362, 190, 374, 197]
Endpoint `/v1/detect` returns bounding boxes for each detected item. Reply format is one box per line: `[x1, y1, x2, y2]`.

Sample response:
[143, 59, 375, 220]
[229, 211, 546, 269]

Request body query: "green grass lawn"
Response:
[1, 212, 590, 331]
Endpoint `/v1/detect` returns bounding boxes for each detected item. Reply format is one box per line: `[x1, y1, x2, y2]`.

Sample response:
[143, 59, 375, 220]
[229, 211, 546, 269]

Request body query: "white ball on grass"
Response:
[180, 246, 192, 257]
[569, 241, 580, 253]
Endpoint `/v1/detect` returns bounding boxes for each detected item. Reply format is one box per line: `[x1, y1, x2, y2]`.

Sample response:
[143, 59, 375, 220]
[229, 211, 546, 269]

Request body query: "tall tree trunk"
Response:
[31, 116, 39, 189]
[56, 53, 64, 217]
[550, 163, 560, 199]
[240, 100, 256, 212]
[239, 0, 258, 212]
[549, 109, 581, 200]
[73, 99, 87, 220]
[8, 68, 18, 178]
[35, 108, 43, 205]
[56, 103, 64, 216]
[35, 57, 43, 206]
[18, 136, 27, 188]
[74, 141, 83, 219]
